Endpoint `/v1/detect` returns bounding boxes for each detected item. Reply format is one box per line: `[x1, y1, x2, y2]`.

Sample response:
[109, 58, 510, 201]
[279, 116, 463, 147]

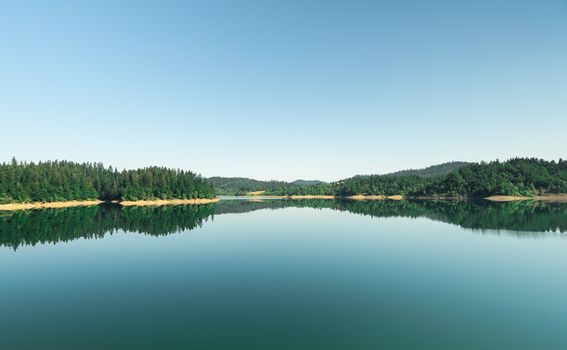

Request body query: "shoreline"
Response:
[289, 195, 336, 199]
[119, 198, 219, 206]
[2, 194, 566, 211]
[0, 198, 219, 211]
[242, 193, 567, 202]
[243, 194, 404, 200]
[0, 200, 105, 211]
[484, 194, 567, 202]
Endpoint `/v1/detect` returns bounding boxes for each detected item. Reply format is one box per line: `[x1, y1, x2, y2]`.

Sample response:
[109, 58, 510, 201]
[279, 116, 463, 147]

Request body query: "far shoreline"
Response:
[119, 198, 220, 206]
[241, 193, 567, 202]
[2, 194, 566, 211]
[0, 198, 219, 211]
[484, 194, 567, 202]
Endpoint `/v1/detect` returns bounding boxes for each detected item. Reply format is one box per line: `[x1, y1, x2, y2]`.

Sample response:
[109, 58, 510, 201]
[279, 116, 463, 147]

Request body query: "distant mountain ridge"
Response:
[290, 179, 327, 186]
[209, 162, 467, 195]
[209, 159, 567, 198]
[384, 161, 471, 178]
[208, 177, 327, 195]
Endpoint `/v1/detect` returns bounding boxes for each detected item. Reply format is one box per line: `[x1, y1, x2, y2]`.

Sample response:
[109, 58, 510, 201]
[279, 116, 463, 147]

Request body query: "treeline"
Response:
[3, 158, 566, 203]
[0, 159, 215, 204]
[264, 158, 567, 197]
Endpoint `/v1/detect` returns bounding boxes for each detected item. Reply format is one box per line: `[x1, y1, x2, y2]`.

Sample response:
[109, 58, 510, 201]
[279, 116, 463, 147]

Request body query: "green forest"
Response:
[0, 159, 215, 204]
[209, 177, 291, 195]
[382, 161, 470, 178]
[263, 158, 567, 197]
[1, 158, 566, 204]
[210, 162, 462, 195]
[209, 176, 325, 195]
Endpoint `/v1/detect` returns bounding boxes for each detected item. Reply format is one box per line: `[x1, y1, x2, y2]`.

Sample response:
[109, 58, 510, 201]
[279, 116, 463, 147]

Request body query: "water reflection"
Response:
[0, 204, 216, 250]
[221, 199, 567, 235]
[1, 199, 566, 249]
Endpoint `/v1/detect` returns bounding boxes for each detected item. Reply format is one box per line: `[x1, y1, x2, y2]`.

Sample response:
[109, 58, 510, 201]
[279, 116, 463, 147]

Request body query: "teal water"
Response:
[1, 200, 567, 349]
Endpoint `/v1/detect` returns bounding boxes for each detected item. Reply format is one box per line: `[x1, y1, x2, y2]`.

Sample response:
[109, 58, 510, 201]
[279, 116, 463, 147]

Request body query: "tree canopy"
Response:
[262, 158, 567, 197]
[2, 158, 566, 203]
[0, 159, 215, 204]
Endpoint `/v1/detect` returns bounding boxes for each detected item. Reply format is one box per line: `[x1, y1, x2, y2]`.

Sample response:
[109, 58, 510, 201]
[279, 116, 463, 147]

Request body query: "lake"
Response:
[1, 199, 567, 350]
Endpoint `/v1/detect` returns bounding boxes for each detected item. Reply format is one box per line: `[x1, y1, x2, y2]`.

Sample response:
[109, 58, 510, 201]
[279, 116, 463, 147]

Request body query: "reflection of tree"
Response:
[215, 199, 567, 235]
[2, 200, 566, 249]
[0, 204, 216, 250]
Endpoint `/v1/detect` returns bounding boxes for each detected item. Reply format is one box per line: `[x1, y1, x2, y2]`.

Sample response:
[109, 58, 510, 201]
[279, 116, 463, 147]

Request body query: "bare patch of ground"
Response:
[534, 194, 567, 202]
[485, 194, 567, 202]
[119, 198, 219, 206]
[484, 195, 531, 202]
[246, 191, 266, 196]
[346, 195, 386, 200]
[0, 200, 104, 211]
[289, 195, 336, 199]
[387, 195, 404, 200]
[0, 198, 220, 211]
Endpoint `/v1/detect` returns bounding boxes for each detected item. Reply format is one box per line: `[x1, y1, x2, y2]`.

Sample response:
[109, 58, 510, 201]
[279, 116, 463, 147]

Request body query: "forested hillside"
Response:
[2, 158, 566, 203]
[209, 177, 325, 195]
[265, 158, 567, 197]
[384, 161, 470, 178]
[417, 158, 567, 197]
[290, 180, 327, 186]
[208, 177, 289, 195]
[0, 159, 215, 204]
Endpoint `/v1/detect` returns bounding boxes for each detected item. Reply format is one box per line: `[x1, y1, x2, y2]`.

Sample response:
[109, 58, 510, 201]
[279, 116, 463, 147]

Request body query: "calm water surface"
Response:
[1, 199, 567, 350]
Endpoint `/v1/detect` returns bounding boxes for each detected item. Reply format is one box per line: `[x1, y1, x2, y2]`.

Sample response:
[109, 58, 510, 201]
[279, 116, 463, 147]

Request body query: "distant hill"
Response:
[210, 163, 466, 195]
[209, 177, 283, 195]
[384, 161, 470, 178]
[211, 159, 567, 198]
[290, 179, 327, 186]
[209, 177, 325, 195]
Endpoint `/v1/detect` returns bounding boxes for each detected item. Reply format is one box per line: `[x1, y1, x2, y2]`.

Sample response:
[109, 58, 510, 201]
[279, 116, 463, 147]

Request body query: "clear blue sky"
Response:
[1, 0, 566, 181]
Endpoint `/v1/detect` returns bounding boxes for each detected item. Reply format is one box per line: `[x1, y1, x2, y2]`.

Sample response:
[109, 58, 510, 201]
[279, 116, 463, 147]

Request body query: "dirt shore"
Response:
[288, 195, 336, 199]
[485, 194, 567, 202]
[346, 195, 386, 200]
[244, 194, 403, 200]
[7, 194, 564, 211]
[0, 198, 219, 211]
[0, 200, 104, 211]
[118, 198, 220, 206]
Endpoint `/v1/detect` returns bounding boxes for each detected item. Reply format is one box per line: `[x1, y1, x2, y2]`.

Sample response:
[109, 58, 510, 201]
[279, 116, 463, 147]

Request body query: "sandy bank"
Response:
[289, 195, 336, 199]
[0, 200, 104, 211]
[0, 198, 219, 211]
[343, 194, 403, 200]
[484, 195, 531, 202]
[534, 194, 567, 202]
[485, 194, 567, 202]
[119, 198, 220, 206]
[246, 191, 266, 196]
[239, 195, 337, 199]
[346, 195, 386, 200]
[238, 194, 403, 200]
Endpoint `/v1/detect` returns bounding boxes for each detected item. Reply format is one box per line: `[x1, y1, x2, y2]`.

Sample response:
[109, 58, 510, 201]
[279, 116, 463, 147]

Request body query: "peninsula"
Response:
[0, 159, 217, 211]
